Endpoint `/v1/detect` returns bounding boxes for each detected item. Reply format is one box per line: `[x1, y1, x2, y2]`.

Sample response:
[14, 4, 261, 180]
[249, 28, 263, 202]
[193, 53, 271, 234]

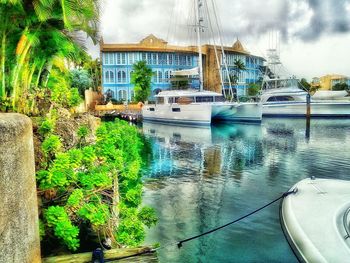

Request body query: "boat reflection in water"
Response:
[141, 119, 350, 263]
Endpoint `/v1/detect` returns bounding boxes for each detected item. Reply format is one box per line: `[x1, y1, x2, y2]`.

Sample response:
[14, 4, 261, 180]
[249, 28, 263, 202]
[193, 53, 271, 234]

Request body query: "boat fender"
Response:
[91, 248, 104, 263]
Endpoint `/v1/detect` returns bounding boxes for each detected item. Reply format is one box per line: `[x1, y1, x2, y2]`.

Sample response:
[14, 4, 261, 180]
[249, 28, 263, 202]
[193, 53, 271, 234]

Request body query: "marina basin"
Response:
[280, 178, 350, 263]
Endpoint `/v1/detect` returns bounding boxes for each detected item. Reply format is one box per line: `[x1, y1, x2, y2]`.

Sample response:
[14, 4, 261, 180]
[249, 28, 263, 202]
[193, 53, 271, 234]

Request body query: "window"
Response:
[116, 53, 121, 64]
[121, 53, 126, 64]
[165, 71, 169, 82]
[105, 70, 114, 83]
[158, 71, 163, 83]
[142, 52, 147, 62]
[122, 71, 126, 83]
[117, 71, 122, 83]
[147, 53, 152, 64]
[169, 54, 173, 65]
[214, 96, 225, 102]
[267, 96, 295, 102]
[172, 108, 181, 112]
[152, 53, 157, 65]
[175, 54, 179, 65]
[196, 96, 214, 102]
[187, 56, 192, 66]
[118, 90, 127, 100]
[104, 53, 115, 65]
[156, 97, 164, 104]
[175, 97, 194, 103]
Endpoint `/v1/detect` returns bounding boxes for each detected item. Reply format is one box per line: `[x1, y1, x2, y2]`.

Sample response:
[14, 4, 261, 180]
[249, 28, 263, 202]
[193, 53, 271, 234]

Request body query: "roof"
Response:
[100, 34, 264, 60]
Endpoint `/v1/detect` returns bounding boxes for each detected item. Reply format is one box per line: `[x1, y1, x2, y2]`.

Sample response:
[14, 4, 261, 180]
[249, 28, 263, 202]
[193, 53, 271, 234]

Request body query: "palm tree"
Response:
[0, 0, 100, 112]
[131, 61, 154, 103]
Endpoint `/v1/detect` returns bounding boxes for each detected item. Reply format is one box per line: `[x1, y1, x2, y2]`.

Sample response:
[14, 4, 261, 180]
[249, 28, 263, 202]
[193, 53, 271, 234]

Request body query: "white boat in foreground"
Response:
[142, 89, 262, 125]
[280, 178, 350, 262]
[261, 78, 350, 117]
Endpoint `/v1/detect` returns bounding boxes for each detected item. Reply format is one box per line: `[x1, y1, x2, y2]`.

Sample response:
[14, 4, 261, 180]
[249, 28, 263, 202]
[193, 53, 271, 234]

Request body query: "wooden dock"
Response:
[42, 246, 158, 263]
[94, 102, 143, 123]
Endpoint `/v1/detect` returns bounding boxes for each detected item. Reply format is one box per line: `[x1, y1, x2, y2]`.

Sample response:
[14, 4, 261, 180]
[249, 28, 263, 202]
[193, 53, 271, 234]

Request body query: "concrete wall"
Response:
[0, 113, 41, 263]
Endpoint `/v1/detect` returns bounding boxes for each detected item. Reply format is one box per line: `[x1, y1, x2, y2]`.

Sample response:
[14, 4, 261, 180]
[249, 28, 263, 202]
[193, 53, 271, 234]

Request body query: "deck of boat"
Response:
[280, 178, 350, 262]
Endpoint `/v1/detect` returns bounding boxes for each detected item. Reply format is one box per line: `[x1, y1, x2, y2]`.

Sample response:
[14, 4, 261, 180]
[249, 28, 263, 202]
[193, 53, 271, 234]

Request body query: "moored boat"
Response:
[261, 78, 350, 118]
[280, 178, 350, 262]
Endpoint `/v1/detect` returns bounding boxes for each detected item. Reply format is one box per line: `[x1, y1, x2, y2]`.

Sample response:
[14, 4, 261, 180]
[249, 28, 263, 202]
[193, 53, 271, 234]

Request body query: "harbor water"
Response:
[141, 118, 350, 263]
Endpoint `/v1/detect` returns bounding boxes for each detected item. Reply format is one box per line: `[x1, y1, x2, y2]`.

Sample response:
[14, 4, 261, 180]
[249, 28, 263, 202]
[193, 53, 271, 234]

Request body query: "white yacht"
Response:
[143, 89, 262, 125]
[261, 78, 350, 117]
[142, 0, 262, 125]
[281, 178, 350, 262]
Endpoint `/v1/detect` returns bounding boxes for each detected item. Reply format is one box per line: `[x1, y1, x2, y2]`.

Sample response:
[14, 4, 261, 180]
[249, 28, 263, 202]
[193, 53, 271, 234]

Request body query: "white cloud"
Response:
[87, 0, 350, 79]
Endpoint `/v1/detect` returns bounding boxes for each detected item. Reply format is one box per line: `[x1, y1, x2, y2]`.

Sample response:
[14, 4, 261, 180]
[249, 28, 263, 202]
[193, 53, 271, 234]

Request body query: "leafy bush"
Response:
[38, 119, 157, 251]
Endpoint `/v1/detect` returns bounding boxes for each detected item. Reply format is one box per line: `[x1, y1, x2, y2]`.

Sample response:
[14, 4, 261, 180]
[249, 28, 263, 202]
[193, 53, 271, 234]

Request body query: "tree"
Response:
[0, 0, 100, 112]
[83, 58, 102, 91]
[70, 69, 92, 97]
[300, 78, 311, 92]
[333, 82, 349, 91]
[131, 61, 153, 103]
[247, 83, 261, 96]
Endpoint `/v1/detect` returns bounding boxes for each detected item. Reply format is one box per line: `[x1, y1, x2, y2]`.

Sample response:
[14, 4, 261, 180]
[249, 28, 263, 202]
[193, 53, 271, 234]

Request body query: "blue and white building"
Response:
[101, 35, 265, 101]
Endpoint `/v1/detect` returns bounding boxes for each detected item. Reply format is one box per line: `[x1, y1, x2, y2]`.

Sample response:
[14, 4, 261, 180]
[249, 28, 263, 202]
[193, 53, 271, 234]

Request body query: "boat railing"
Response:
[343, 207, 350, 240]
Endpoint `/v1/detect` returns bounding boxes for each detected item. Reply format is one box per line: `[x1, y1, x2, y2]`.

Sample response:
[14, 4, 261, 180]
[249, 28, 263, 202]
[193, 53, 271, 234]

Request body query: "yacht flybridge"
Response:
[141, 0, 262, 125]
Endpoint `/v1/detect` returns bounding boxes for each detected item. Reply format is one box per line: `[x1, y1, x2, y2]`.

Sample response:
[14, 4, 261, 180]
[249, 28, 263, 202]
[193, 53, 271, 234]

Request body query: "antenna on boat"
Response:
[195, 0, 204, 92]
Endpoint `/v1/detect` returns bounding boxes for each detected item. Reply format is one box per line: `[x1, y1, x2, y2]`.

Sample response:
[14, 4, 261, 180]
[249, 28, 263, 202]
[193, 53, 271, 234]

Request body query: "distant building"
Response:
[311, 74, 350, 90]
[100, 34, 264, 101]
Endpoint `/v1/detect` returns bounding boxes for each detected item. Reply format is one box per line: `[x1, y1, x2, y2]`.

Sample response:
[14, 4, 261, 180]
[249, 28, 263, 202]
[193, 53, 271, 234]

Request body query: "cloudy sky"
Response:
[88, 0, 350, 80]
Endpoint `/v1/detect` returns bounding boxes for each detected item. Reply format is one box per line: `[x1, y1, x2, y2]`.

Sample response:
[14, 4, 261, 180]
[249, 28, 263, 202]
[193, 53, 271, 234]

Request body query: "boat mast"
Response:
[195, 0, 204, 91]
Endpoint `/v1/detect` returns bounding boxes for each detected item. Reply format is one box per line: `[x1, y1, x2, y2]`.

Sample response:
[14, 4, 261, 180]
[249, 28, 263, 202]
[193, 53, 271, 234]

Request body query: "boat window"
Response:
[214, 96, 225, 102]
[172, 108, 181, 112]
[156, 97, 164, 104]
[196, 96, 214, 102]
[149, 107, 155, 111]
[267, 96, 295, 102]
[175, 97, 194, 104]
[168, 97, 174, 103]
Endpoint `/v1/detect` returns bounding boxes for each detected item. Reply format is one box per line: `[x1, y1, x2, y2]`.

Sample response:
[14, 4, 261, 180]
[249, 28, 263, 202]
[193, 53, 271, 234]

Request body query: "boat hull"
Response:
[263, 101, 350, 117]
[213, 102, 262, 123]
[280, 178, 350, 263]
[142, 103, 212, 126]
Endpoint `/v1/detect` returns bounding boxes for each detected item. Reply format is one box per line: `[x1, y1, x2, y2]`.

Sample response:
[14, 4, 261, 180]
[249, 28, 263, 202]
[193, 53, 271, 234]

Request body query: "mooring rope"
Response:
[176, 189, 296, 248]
[103, 189, 296, 261]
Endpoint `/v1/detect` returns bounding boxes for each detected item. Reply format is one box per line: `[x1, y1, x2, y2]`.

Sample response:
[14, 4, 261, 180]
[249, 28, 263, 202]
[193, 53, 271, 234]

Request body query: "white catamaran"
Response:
[142, 0, 262, 125]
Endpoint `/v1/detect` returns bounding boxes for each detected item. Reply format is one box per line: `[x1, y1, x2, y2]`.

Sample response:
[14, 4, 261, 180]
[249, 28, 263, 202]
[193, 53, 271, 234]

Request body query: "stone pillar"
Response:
[0, 113, 41, 263]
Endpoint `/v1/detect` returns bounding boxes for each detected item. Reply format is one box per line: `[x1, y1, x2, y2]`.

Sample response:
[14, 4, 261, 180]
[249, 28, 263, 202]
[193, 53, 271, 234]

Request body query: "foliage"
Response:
[70, 69, 93, 97]
[48, 66, 82, 108]
[247, 83, 261, 96]
[333, 82, 349, 91]
[300, 78, 311, 91]
[38, 119, 55, 137]
[38, 119, 157, 251]
[83, 58, 101, 91]
[41, 134, 62, 159]
[0, 0, 99, 114]
[131, 61, 153, 102]
[45, 206, 80, 251]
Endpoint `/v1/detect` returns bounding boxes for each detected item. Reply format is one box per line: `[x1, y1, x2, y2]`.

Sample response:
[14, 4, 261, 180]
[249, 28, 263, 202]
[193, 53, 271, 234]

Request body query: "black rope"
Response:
[177, 189, 296, 248]
[95, 189, 297, 261]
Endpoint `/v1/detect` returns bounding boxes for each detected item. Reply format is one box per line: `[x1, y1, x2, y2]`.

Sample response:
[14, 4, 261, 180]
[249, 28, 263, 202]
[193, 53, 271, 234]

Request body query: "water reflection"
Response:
[142, 119, 350, 263]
